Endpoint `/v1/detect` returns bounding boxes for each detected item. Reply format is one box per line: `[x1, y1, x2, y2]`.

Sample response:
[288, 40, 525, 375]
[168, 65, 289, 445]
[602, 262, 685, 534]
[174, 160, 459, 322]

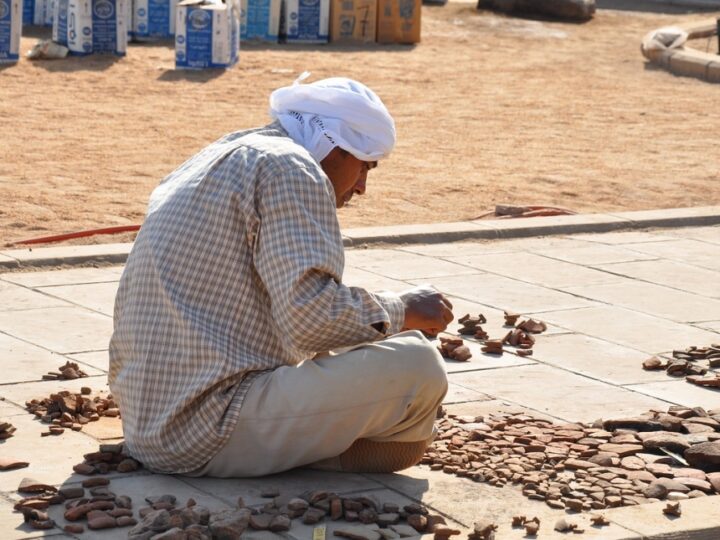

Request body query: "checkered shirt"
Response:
[109, 122, 405, 474]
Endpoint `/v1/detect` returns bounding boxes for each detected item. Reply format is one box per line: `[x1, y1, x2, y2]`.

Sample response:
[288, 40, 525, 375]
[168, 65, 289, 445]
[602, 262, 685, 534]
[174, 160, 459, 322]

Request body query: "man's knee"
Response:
[391, 330, 448, 397]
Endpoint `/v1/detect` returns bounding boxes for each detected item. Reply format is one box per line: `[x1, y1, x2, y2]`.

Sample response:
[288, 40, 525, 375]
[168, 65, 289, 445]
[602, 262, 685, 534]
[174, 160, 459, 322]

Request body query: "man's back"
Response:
[109, 122, 343, 473]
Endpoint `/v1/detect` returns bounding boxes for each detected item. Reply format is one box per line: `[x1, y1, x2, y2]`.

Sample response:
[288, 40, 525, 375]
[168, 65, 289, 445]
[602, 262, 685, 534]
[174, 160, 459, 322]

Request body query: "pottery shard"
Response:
[88, 515, 117, 529]
[73, 463, 96, 475]
[0, 457, 29, 471]
[268, 514, 291, 532]
[59, 486, 84, 499]
[334, 526, 382, 540]
[390, 524, 420, 538]
[685, 441, 720, 469]
[250, 513, 274, 530]
[675, 477, 713, 492]
[564, 458, 596, 470]
[642, 356, 665, 370]
[406, 513, 427, 532]
[208, 508, 251, 540]
[598, 443, 643, 457]
[303, 507, 326, 525]
[82, 477, 110, 488]
[117, 458, 140, 472]
[621, 456, 646, 471]
[64, 524, 84, 534]
[17, 478, 57, 494]
[640, 433, 691, 453]
[707, 472, 720, 493]
[602, 417, 663, 432]
[150, 528, 187, 540]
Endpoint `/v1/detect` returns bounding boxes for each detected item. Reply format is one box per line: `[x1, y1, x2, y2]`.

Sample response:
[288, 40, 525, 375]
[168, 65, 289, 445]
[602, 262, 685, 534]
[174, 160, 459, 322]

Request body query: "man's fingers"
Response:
[441, 305, 454, 325]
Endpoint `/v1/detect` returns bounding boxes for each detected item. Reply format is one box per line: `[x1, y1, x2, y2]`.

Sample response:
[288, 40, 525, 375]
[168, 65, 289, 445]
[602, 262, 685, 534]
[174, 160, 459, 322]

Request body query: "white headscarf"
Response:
[269, 73, 396, 163]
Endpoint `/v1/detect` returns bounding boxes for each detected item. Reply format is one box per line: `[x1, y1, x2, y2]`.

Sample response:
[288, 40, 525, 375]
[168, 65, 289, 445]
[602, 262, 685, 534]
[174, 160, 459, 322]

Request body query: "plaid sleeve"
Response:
[368, 291, 406, 335]
[253, 156, 395, 355]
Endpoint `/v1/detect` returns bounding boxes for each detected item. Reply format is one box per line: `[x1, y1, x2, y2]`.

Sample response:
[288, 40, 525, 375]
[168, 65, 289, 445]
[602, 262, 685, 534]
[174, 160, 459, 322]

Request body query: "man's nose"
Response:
[354, 172, 368, 195]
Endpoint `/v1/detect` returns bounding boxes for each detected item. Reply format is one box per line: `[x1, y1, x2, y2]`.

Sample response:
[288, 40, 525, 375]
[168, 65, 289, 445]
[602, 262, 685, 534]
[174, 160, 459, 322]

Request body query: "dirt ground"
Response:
[1, 2, 719, 246]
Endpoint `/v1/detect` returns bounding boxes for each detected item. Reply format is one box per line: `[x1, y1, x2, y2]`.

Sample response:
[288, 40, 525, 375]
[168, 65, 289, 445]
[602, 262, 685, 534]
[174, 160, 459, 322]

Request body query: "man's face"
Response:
[321, 149, 377, 208]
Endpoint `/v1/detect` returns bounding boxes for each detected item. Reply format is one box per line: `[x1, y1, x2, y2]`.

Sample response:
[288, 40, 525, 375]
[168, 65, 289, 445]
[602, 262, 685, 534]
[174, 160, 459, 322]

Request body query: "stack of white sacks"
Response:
[1, 0, 332, 66]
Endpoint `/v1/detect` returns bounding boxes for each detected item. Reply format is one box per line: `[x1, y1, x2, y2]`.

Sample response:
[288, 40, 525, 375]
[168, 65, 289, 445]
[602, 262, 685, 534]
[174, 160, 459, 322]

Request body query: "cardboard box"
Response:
[53, 0, 128, 54]
[133, 0, 179, 38]
[23, 0, 35, 24]
[33, 0, 55, 25]
[241, 0, 280, 41]
[330, 0, 374, 43]
[284, 0, 328, 43]
[0, 0, 21, 62]
[175, 0, 239, 69]
[376, 0, 419, 44]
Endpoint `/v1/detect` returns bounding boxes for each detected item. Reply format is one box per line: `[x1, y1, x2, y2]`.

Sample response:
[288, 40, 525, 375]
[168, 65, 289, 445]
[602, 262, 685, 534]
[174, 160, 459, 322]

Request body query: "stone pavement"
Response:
[1, 225, 719, 539]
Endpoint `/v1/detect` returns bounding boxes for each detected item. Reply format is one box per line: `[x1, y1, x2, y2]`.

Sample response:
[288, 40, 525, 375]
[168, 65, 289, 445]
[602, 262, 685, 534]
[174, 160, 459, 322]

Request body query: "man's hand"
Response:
[400, 285, 454, 337]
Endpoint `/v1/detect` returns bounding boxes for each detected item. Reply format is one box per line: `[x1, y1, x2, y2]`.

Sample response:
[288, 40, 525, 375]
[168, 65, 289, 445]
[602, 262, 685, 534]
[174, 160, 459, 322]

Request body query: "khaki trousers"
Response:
[188, 330, 448, 478]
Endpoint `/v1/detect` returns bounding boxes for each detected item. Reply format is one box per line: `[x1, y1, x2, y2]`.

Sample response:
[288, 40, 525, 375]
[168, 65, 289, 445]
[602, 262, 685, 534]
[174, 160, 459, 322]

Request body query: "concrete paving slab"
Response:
[342, 267, 410, 293]
[453, 364, 670, 422]
[443, 296, 570, 337]
[413, 273, 598, 314]
[561, 281, 720, 323]
[432, 334, 536, 373]
[345, 249, 478, 280]
[535, 306, 720, 353]
[0, 411, 108, 487]
[442, 383, 491, 405]
[0, 497, 67, 540]
[664, 225, 720, 245]
[44, 473, 231, 540]
[625, 379, 720, 410]
[592, 259, 720, 299]
[533, 244, 658, 265]
[0, 399, 26, 416]
[696, 320, 720, 333]
[569, 231, 677, 244]
[0, 267, 123, 288]
[0, 376, 109, 409]
[368, 467, 640, 539]
[443, 399, 562, 423]
[0, 307, 112, 355]
[620, 239, 718, 271]
[0, 333, 104, 385]
[37, 282, 119, 317]
[65, 350, 109, 373]
[604, 495, 720, 539]
[183, 468, 386, 508]
[443, 252, 624, 289]
[0, 282, 69, 312]
[397, 237, 592, 258]
[525, 333, 670, 386]
[80, 415, 123, 440]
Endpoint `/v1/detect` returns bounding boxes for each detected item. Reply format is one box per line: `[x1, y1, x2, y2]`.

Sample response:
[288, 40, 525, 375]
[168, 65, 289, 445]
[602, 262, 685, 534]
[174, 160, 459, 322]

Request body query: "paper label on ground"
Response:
[0, 0, 21, 62]
[284, 0, 328, 43]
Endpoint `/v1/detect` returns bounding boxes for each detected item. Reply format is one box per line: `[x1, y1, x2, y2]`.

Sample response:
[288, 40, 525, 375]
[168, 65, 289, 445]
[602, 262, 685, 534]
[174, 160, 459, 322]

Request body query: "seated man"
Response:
[109, 76, 453, 478]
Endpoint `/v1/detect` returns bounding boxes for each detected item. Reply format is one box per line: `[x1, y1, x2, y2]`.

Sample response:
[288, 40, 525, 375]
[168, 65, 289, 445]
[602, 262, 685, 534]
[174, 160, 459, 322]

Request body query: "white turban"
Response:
[269, 73, 396, 163]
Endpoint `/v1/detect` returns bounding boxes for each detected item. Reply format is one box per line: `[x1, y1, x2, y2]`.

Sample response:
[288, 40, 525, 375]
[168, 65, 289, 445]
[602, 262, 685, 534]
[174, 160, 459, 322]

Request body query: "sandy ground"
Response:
[1, 2, 719, 245]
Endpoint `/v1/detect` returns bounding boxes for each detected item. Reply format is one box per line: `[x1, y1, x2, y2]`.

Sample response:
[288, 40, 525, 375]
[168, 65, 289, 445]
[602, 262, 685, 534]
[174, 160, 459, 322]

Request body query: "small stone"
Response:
[303, 507, 326, 525]
[268, 514, 291, 532]
[590, 515, 609, 527]
[432, 525, 461, 539]
[377, 513, 399, 527]
[642, 356, 664, 370]
[18, 478, 57, 494]
[524, 518, 540, 536]
[406, 513, 427, 532]
[29, 519, 55, 530]
[88, 515, 117, 529]
[208, 508, 251, 539]
[0, 457, 29, 471]
[64, 524, 84, 533]
[389, 524, 419, 538]
[470, 520, 496, 539]
[117, 458, 139, 473]
[554, 518, 577, 532]
[73, 463, 96, 475]
[249, 513, 273, 530]
[663, 502, 681, 517]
